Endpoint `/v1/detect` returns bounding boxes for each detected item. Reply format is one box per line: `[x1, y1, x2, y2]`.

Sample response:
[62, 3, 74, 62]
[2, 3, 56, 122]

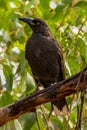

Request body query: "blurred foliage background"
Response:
[0, 0, 87, 129]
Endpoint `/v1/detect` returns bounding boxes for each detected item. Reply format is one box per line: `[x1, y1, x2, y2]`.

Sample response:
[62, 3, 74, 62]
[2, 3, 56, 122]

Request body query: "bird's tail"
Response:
[52, 98, 69, 115]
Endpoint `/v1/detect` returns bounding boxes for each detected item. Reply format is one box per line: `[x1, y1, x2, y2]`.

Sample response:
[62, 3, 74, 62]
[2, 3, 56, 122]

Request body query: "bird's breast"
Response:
[25, 33, 60, 81]
[25, 41, 49, 80]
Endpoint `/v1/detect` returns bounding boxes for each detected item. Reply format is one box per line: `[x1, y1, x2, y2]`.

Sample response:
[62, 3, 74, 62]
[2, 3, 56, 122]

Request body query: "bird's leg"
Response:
[34, 80, 44, 130]
[35, 79, 41, 91]
[48, 79, 58, 121]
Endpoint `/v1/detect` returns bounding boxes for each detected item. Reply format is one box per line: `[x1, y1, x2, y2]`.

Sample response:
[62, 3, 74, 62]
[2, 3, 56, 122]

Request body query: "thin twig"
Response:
[35, 111, 41, 130]
[48, 104, 53, 123]
[40, 106, 50, 130]
[75, 70, 83, 130]
[35, 86, 50, 129]
[75, 68, 86, 130]
[55, 4, 72, 38]
[75, 18, 87, 40]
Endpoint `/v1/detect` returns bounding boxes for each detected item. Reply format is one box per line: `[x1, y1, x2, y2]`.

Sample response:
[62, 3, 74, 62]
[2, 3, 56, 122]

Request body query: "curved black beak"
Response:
[18, 17, 34, 25]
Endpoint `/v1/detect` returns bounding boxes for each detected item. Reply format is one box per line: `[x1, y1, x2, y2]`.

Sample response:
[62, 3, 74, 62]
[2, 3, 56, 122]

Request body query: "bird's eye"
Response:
[36, 22, 40, 25]
[33, 20, 40, 26]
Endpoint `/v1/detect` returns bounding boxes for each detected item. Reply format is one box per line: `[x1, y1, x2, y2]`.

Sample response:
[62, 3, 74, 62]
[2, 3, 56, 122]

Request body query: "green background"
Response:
[0, 0, 87, 129]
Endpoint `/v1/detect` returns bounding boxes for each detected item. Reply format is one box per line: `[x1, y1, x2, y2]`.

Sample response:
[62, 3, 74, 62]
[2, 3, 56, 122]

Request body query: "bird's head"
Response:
[19, 17, 52, 37]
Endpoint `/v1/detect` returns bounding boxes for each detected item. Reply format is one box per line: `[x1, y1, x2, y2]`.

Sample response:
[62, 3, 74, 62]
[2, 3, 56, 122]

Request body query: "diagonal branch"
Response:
[0, 67, 87, 126]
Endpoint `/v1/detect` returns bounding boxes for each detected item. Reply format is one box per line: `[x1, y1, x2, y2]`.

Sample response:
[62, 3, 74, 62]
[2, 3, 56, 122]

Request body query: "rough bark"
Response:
[0, 67, 87, 126]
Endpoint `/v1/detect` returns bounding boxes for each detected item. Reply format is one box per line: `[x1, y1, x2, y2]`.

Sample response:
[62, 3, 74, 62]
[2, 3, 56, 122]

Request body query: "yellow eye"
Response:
[36, 22, 40, 25]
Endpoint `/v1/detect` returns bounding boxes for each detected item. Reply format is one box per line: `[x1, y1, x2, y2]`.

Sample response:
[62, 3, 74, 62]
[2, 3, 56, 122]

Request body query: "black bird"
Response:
[19, 17, 69, 115]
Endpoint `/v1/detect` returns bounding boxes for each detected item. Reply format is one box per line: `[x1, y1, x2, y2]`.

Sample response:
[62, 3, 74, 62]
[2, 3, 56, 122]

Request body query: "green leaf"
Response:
[0, 121, 15, 130]
[24, 3, 31, 13]
[73, 1, 87, 12]
[51, 115, 65, 130]
[68, 56, 80, 74]
[37, 111, 46, 129]
[54, 4, 64, 21]
[20, 113, 36, 130]
[0, 90, 13, 107]
[20, 51, 26, 75]
[26, 72, 36, 94]
[40, 0, 50, 9]
[62, 0, 72, 4]
[76, 37, 87, 63]
[14, 120, 22, 130]
[3, 64, 13, 91]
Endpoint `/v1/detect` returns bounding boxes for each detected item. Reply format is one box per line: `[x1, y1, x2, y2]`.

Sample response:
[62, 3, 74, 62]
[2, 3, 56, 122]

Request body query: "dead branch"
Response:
[0, 67, 87, 126]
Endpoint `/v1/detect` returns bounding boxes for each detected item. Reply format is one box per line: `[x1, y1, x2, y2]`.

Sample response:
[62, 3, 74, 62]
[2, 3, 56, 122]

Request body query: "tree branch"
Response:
[0, 67, 87, 126]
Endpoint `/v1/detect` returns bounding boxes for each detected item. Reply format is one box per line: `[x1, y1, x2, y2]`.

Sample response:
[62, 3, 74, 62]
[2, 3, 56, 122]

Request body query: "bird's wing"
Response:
[41, 36, 65, 81]
[54, 40, 65, 80]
